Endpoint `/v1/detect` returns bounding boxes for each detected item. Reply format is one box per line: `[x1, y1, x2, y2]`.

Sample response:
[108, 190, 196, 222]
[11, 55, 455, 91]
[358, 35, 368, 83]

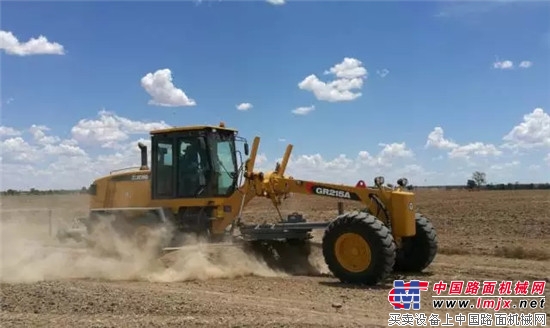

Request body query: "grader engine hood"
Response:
[87, 141, 152, 209]
[89, 171, 152, 209]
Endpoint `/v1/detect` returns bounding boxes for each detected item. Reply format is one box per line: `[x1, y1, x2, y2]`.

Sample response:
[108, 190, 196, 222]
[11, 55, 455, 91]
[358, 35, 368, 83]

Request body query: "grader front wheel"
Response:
[322, 211, 396, 285]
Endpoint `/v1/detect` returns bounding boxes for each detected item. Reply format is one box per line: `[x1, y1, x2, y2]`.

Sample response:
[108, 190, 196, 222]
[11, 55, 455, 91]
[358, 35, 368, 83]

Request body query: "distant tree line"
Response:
[463, 171, 550, 191]
[1, 186, 89, 196]
[412, 184, 550, 191]
[484, 182, 550, 190]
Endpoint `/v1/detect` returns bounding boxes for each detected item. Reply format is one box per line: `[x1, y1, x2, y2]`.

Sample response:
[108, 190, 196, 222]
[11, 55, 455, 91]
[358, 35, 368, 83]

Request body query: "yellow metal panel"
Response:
[389, 191, 416, 237]
[89, 171, 152, 209]
[109, 180, 151, 208]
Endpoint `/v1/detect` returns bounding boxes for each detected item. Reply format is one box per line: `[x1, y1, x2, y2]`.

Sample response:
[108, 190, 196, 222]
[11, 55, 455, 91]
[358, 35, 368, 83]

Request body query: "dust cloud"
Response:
[0, 212, 293, 284]
[0, 213, 285, 282]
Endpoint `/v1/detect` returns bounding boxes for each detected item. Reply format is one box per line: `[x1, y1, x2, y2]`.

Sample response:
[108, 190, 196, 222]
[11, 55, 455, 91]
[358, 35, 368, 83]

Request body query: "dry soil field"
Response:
[1, 189, 549, 327]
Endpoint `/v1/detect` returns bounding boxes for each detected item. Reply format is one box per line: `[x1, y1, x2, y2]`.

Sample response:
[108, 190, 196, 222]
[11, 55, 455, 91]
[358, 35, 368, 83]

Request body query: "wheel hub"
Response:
[334, 232, 371, 272]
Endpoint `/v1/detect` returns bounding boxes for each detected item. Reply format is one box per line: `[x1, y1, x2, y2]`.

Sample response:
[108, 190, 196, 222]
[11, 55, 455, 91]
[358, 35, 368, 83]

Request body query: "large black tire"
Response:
[322, 211, 396, 285]
[394, 213, 438, 272]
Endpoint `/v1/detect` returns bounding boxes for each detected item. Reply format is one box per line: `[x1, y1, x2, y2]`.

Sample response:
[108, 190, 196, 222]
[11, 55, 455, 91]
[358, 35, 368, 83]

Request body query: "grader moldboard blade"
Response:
[230, 213, 330, 275]
[156, 213, 328, 275]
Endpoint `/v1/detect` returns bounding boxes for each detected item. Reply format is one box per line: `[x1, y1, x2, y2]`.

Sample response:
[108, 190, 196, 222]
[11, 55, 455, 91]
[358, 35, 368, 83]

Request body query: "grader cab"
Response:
[59, 122, 438, 285]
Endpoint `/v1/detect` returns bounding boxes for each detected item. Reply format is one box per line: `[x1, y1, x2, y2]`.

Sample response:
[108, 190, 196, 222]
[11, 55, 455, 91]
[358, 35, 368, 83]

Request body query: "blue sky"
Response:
[1, 0, 549, 190]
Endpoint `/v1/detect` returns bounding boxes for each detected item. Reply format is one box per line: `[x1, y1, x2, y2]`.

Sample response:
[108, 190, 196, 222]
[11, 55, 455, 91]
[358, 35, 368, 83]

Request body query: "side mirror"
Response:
[244, 142, 249, 156]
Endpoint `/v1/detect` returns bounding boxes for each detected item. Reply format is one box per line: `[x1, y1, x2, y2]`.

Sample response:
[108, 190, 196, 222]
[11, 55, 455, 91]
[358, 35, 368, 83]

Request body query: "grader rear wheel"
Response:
[322, 211, 396, 285]
[393, 213, 438, 272]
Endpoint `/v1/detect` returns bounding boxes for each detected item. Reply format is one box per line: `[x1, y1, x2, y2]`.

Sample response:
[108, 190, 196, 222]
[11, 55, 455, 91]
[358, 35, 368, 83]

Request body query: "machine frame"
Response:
[57, 122, 438, 285]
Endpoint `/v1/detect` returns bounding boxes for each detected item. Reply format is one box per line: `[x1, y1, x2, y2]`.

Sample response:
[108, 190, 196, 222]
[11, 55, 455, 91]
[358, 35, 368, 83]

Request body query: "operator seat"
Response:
[178, 142, 207, 197]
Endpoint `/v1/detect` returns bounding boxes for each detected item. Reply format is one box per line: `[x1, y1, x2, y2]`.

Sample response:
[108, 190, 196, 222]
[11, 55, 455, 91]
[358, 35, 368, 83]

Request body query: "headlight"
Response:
[397, 178, 408, 187]
[374, 176, 385, 186]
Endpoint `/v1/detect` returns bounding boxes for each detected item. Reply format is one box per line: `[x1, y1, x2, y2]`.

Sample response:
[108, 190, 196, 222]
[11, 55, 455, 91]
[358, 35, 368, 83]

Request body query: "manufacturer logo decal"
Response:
[314, 187, 352, 199]
[131, 174, 149, 181]
[304, 183, 361, 200]
[408, 202, 414, 211]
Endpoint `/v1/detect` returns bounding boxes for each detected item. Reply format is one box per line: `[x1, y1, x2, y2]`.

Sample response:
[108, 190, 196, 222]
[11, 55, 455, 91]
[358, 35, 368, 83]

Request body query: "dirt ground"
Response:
[1, 189, 549, 327]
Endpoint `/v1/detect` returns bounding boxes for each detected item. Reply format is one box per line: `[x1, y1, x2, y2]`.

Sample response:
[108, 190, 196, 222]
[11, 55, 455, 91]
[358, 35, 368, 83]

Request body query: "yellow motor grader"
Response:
[57, 122, 438, 285]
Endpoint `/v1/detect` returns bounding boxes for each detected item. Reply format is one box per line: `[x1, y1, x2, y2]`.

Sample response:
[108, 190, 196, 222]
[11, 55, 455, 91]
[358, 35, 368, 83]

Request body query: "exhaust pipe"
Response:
[138, 142, 148, 170]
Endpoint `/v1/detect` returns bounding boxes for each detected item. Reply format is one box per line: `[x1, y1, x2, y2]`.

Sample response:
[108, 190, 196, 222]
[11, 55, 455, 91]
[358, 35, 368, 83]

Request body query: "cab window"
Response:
[155, 141, 174, 196]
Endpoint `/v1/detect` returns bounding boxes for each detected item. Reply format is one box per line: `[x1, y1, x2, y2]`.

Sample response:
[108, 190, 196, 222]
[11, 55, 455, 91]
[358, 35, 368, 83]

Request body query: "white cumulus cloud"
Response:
[291, 105, 315, 115]
[1, 137, 40, 163]
[378, 142, 414, 160]
[0, 30, 65, 56]
[376, 69, 390, 78]
[1, 112, 168, 189]
[448, 142, 502, 159]
[236, 103, 253, 111]
[502, 108, 550, 149]
[490, 160, 520, 171]
[1, 123, 86, 169]
[519, 61, 533, 68]
[298, 57, 367, 102]
[493, 60, 514, 69]
[0, 126, 22, 138]
[425, 127, 458, 150]
[4, 107, 550, 190]
[29, 124, 61, 145]
[71, 110, 171, 148]
[425, 126, 502, 161]
[141, 69, 196, 107]
[266, 0, 285, 4]
[261, 142, 421, 186]
[492, 59, 533, 70]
